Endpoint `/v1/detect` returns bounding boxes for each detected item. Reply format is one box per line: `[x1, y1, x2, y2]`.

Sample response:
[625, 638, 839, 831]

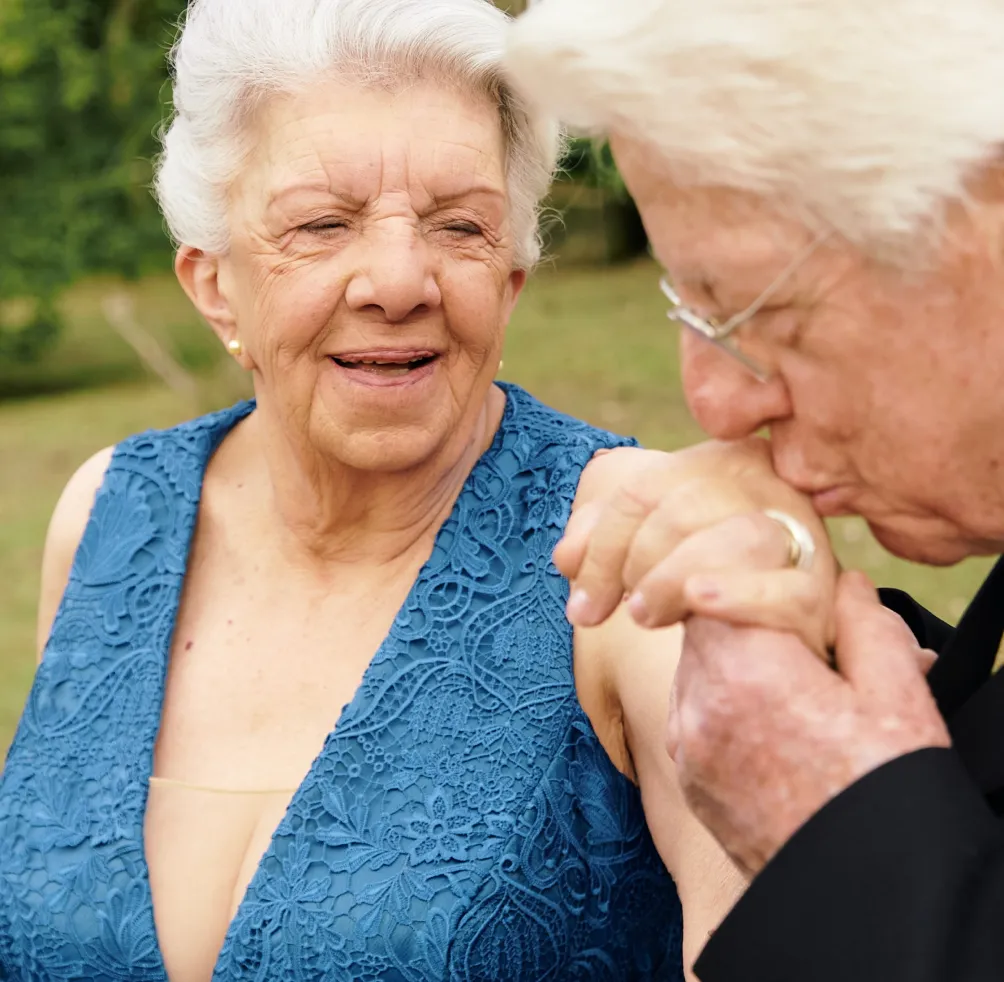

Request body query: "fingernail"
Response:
[687, 577, 723, 604]
[627, 592, 654, 627]
[566, 589, 593, 625]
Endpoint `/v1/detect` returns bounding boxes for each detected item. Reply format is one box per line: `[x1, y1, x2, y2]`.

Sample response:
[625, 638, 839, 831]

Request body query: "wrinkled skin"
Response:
[673, 574, 946, 874]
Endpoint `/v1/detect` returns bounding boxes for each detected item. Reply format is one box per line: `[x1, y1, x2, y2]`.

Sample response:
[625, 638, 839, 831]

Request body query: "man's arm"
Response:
[695, 591, 1000, 982]
[695, 747, 1004, 982]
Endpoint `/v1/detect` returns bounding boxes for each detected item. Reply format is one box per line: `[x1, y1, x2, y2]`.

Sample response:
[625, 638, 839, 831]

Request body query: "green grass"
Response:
[0, 259, 994, 757]
[0, 276, 226, 399]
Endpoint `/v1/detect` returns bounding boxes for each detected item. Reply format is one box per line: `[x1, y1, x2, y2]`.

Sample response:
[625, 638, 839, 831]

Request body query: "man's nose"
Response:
[679, 330, 792, 440]
[344, 226, 442, 323]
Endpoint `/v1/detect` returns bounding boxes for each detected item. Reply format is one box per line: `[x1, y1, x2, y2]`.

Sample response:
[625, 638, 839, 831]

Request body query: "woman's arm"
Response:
[574, 612, 747, 980]
[36, 446, 115, 661]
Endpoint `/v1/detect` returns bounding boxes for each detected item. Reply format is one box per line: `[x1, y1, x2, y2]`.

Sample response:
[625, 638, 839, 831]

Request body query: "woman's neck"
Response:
[214, 388, 506, 571]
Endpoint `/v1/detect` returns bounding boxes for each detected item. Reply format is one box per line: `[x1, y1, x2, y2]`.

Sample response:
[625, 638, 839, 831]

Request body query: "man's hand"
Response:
[560, 440, 838, 653]
[668, 571, 948, 876]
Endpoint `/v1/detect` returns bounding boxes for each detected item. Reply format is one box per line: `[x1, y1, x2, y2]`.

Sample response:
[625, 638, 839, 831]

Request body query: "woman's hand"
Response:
[561, 439, 840, 655]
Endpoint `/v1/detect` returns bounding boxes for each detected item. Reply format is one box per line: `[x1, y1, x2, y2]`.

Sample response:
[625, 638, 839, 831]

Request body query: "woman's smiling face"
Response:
[188, 77, 525, 473]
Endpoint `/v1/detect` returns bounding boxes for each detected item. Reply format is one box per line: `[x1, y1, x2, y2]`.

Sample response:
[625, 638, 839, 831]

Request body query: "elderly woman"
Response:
[0, 0, 846, 980]
[508, 1, 1004, 980]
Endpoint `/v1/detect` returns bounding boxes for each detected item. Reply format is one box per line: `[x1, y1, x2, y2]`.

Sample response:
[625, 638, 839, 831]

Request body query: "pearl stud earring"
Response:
[227, 339, 243, 357]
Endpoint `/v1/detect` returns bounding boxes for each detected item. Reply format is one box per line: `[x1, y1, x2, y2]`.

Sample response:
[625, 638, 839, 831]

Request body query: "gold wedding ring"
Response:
[763, 509, 816, 571]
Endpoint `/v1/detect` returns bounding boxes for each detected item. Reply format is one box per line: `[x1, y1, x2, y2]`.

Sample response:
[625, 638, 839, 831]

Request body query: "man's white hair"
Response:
[155, 0, 562, 269]
[506, 0, 1004, 259]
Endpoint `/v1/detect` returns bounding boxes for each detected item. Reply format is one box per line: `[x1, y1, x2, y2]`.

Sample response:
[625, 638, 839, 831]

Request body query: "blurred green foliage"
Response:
[0, 0, 633, 372]
[0, 0, 186, 364]
[560, 138, 631, 200]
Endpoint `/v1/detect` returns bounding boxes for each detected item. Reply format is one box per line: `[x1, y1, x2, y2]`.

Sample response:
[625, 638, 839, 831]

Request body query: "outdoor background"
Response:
[0, 0, 994, 759]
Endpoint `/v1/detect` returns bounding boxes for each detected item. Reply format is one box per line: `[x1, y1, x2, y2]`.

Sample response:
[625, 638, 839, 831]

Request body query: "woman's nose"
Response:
[679, 330, 792, 440]
[344, 231, 443, 323]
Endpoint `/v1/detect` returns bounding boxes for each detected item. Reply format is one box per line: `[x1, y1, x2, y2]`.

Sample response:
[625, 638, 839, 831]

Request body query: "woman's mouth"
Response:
[331, 352, 438, 376]
[326, 349, 440, 389]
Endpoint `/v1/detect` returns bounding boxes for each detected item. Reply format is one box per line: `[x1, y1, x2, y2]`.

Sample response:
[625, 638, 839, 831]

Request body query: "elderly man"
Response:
[508, 0, 1004, 979]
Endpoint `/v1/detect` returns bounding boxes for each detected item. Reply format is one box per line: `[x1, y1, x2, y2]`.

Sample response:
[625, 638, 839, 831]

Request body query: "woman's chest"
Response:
[154, 556, 414, 789]
[1, 582, 635, 982]
[0, 420, 682, 980]
[146, 561, 420, 982]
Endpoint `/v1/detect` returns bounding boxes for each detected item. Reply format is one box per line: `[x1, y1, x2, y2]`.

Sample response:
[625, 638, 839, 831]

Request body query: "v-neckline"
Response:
[133, 388, 515, 982]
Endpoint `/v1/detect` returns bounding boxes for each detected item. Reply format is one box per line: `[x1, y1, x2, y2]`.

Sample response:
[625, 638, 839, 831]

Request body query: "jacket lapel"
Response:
[949, 667, 1004, 808]
[927, 556, 1004, 718]
[926, 556, 1004, 809]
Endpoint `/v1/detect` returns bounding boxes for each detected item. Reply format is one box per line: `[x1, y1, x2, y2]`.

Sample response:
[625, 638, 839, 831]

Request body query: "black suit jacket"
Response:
[694, 558, 1004, 982]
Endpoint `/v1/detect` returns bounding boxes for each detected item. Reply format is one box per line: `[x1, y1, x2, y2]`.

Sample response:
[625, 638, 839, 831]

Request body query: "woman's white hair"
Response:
[506, 0, 1004, 259]
[155, 0, 562, 269]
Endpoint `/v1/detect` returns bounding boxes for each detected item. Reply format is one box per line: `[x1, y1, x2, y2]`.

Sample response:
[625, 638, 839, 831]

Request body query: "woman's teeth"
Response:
[333, 355, 434, 376]
[368, 364, 412, 377]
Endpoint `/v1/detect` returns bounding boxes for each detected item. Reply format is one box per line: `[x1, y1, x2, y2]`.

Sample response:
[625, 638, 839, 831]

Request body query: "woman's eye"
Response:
[303, 220, 347, 234]
[443, 222, 482, 236]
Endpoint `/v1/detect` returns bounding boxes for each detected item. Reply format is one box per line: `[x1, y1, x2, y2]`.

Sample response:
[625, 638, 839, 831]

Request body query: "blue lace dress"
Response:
[0, 383, 683, 982]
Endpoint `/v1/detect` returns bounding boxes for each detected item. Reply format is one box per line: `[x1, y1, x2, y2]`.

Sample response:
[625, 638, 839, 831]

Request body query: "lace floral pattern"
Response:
[0, 384, 683, 981]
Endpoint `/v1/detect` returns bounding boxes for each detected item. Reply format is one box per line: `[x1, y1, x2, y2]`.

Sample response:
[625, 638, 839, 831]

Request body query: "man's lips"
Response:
[809, 486, 857, 517]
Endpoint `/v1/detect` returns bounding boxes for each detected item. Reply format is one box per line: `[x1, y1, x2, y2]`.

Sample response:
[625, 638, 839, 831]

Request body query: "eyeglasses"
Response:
[660, 232, 830, 382]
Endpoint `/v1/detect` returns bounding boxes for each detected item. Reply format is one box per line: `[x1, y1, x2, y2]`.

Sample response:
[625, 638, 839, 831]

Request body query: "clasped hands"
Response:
[564, 441, 949, 875]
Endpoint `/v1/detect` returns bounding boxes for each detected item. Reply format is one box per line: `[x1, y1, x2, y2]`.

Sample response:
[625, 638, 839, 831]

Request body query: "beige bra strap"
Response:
[148, 775, 299, 795]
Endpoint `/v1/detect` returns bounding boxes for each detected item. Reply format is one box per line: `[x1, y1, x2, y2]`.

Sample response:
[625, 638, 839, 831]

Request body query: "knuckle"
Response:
[625, 541, 682, 594]
[576, 533, 629, 578]
[610, 481, 661, 518]
[792, 573, 825, 613]
[669, 475, 727, 521]
[870, 605, 919, 646]
[648, 497, 693, 543]
[576, 550, 628, 594]
[678, 681, 751, 771]
[733, 575, 767, 608]
[639, 593, 686, 628]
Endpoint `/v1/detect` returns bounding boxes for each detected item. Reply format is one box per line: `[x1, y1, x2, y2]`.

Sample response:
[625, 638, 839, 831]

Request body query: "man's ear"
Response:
[175, 246, 250, 366]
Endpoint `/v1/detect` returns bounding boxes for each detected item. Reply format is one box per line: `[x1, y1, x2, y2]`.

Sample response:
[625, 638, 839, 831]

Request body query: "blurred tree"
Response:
[0, 0, 185, 362]
[559, 138, 630, 199]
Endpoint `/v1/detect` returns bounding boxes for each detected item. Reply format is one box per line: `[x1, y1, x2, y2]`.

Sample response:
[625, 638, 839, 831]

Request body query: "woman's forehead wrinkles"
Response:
[260, 148, 505, 209]
[265, 181, 367, 211]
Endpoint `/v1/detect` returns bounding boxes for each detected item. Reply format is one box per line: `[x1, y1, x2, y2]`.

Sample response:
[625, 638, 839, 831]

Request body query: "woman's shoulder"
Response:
[502, 383, 638, 454]
[35, 400, 254, 659]
[37, 446, 117, 660]
[49, 447, 116, 536]
[113, 398, 256, 461]
[43, 399, 253, 543]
